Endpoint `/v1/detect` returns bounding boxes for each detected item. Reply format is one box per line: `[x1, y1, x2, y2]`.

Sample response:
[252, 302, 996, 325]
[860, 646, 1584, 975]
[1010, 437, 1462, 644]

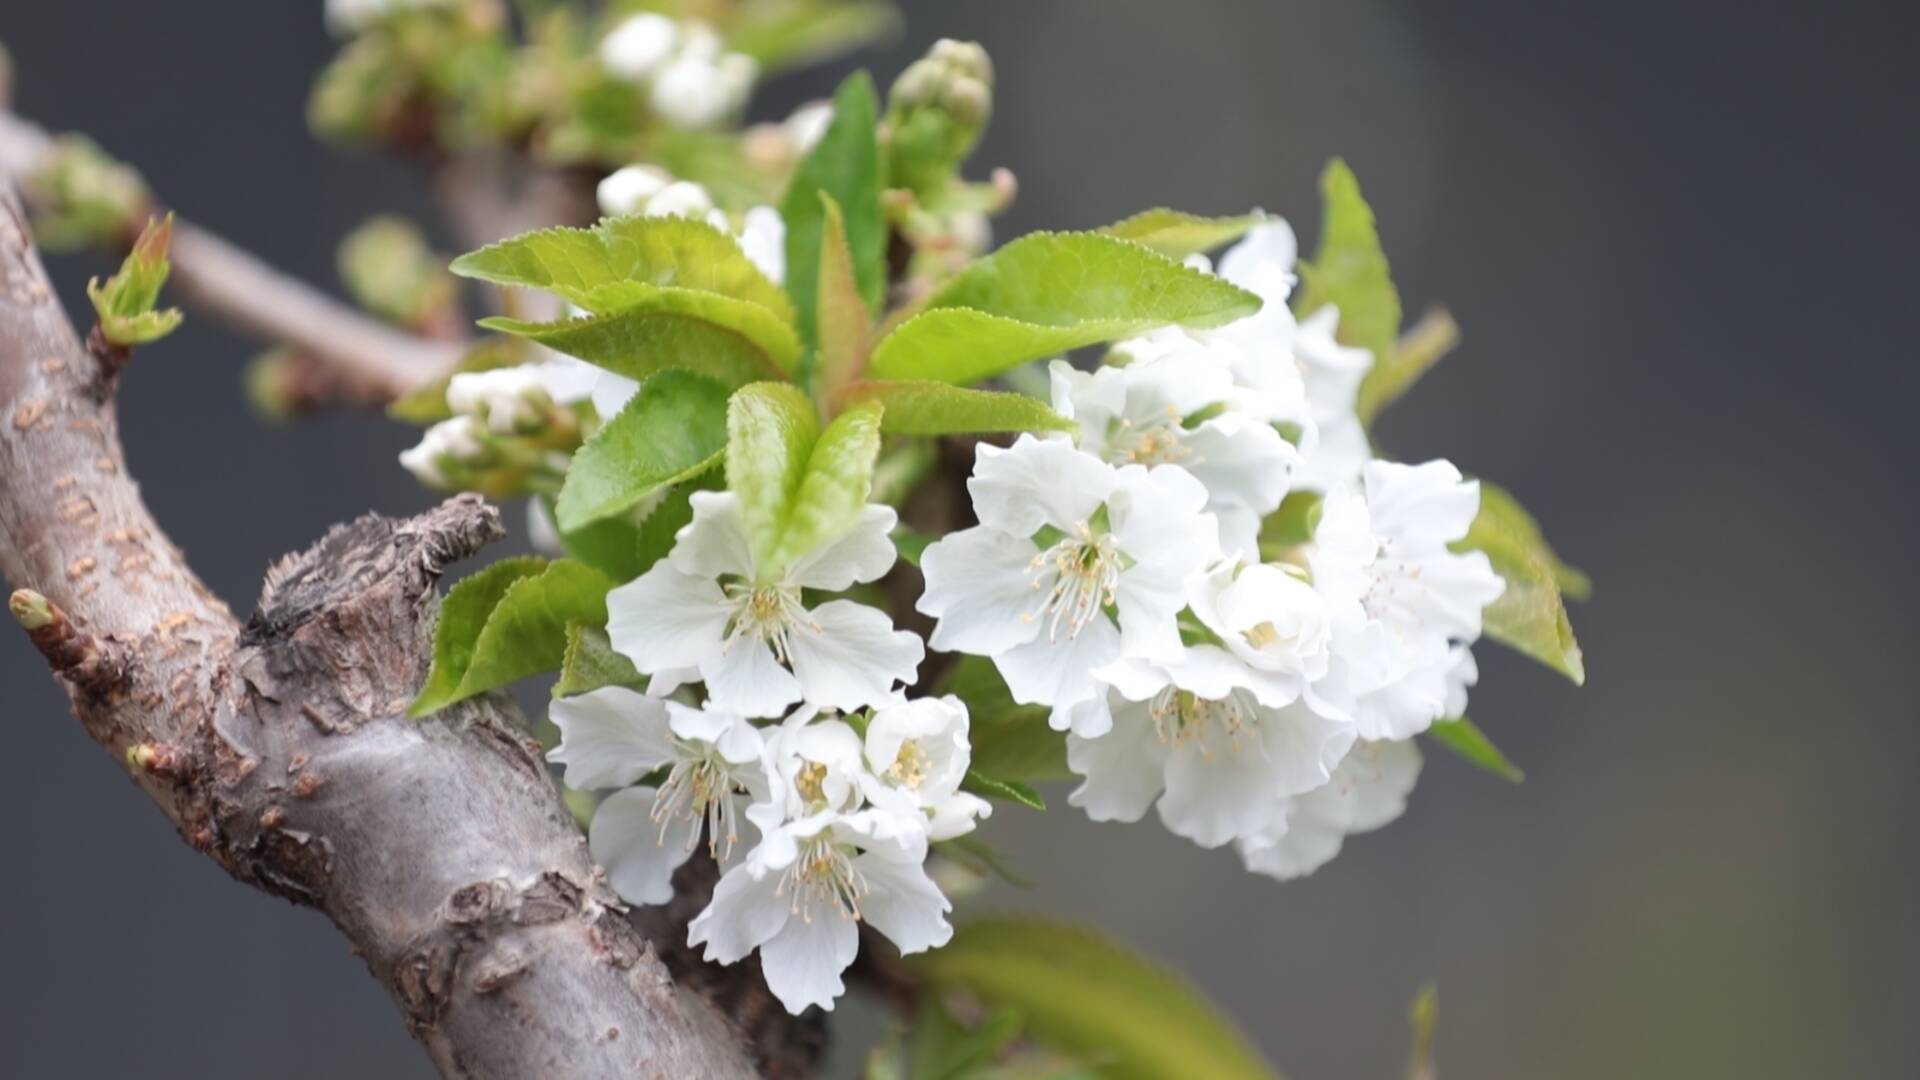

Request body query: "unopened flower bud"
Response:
[600, 13, 680, 82]
[597, 164, 673, 217]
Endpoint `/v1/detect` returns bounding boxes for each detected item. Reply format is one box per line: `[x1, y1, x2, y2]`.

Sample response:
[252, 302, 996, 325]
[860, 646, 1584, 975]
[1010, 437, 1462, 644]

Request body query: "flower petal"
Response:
[547, 686, 675, 790]
[1065, 697, 1167, 822]
[689, 859, 791, 964]
[607, 563, 732, 675]
[757, 903, 861, 1013]
[993, 613, 1122, 733]
[917, 525, 1046, 656]
[786, 504, 899, 591]
[701, 635, 804, 718]
[668, 491, 755, 579]
[589, 786, 698, 906]
[854, 847, 953, 955]
[968, 435, 1115, 537]
[785, 600, 924, 711]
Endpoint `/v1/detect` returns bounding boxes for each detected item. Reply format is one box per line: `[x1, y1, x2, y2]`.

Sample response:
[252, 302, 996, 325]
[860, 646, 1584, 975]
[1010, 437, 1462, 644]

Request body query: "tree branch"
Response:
[0, 108, 463, 402]
[0, 174, 764, 1076]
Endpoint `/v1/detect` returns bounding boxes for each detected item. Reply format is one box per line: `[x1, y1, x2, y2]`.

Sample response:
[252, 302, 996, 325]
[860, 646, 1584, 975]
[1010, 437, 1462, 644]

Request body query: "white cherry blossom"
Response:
[606, 492, 923, 717]
[1049, 357, 1298, 559]
[916, 435, 1219, 737]
[546, 690, 767, 906]
[1236, 738, 1421, 881]
[599, 13, 680, 82]
[859, 695, 992, 841]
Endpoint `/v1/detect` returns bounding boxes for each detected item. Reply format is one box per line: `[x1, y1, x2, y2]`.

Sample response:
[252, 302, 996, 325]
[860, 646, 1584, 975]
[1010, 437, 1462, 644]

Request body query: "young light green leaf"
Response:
[909, 997, 1025, 1080]
[1357, 306, 1459, 426]
[842, 380, 1074, 436]
[554, 371, 728, 532]
[1099, 208, 1269, 260]
[814, 192, 872, 412]
[451, 214, 793, 323]
[410, 558, 615, 716]
[909, 918, 1280, 1080]
[1408, 982, 1439, 1080]
[768, 399, 884, 572]
[1297, 158, 1402, 388]
[87, 214, 183, 347]
[1474, 480, 1591, 601]
[553, 622, 645, 699]
[1456, 490, 1586, 685]
[869, 232, 1260, 385]
[480, 287, 797, 386]
[784, 71, 885, 351]
[1426, 716, 1524, 783]
[961, 769, 1046, 811]
[727, 382, 822, 577]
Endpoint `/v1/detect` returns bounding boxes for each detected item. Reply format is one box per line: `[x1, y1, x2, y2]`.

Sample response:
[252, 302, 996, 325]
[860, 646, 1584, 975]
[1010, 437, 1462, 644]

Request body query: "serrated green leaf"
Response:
[1474, 480, 1591, 601]
[480, 286, 796, 386]
[1357, 306, 1459, 426]
[451, 214, 793, 323]
[1426, 716, 1524, 783]
[784, 71, 885, 354]
[962, 769, 1045, 811]
[842, 380, 1074, 436]
[869, 232, 1261, 385]
[553, 622, 644, 698]
[814, 192, 872, 412]
[410, 558, 614, 716]
[1099, 208, 1269, 260]
[1456, 488, 1586, 685]
[727, 382, 822, 577]
[910, 918, 1279, 1080]
[770, 399, 884, 571]
[549, 500, 650, 582]
[636, 475, 719, 573]
[554, 371, 728, 532]
[1298, 158, 1401, 390]
[940, 656, 1070, 782]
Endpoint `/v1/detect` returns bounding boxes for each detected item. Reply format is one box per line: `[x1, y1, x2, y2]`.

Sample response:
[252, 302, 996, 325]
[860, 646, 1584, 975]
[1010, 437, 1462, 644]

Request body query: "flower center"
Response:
[1025, 522, 1123, 641]
[1149, 688, 1253, 759]
[723, 582, 813, 662]
[794, 760, 830, 807]
[886, 739, 931, 790]
[1360, 539, 1424, 629]
[777, 833, 869, 922]
[1111, 408, 1195, 467]
[651, 743, 742, 862]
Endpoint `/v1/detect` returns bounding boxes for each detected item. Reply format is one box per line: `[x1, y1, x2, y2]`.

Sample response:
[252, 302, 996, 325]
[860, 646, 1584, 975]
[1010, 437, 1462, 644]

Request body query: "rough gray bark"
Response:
[0, 172, 766, 1077]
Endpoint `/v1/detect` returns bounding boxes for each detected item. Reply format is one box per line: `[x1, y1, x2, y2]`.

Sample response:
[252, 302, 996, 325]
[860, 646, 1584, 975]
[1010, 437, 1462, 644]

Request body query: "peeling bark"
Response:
[0, 173, 771, 1077]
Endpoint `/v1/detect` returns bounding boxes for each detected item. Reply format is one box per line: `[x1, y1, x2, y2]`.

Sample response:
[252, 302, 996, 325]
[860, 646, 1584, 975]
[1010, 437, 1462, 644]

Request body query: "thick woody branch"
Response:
[0, 176, 764, 1076]
[0, 108, 462, 402]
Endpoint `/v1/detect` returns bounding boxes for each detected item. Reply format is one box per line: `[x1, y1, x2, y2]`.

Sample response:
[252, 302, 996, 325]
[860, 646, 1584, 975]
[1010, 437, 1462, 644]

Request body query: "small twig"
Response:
[8, 588, 121, 692]
[0, 109, 464, 403]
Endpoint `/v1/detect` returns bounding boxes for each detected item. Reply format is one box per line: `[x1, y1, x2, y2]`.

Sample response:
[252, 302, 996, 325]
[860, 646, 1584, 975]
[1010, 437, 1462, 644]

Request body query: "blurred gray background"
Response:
[3, 1, 1915, 1077]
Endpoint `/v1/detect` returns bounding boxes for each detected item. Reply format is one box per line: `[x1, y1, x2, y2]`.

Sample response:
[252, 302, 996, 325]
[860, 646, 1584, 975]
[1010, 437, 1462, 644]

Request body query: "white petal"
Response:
[854, 848, 953, 955]
[757, 904, 860, 1013]
[701, 636, 804, 718]
[606, 564, 732, 675]
[1237, 798, 1347, 881]
[1340, 738, 1423, 833]
[993, 613, 1122, 729]
[785, 601, 924, 711]
[547, 687, 675, 790]
[1363, 459, 1479, 543]
[1218, 220, 1298, 291]
[786, 504, 898, 591]
[917, 525, 1046, 656]
[688, 860, 790, 964]
[1065, 698, 1167, 822]
[665, 701, 765, 765]
[1109, 465, 1218, 661]
[668, 491, 755, 579]
[589, 787, 697, 906]
[967, 435, 1115, 537]
[924, 792, 992, 842]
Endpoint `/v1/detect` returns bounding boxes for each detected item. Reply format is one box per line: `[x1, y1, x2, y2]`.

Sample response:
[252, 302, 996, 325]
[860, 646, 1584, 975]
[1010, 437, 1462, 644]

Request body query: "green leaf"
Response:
[554, 371, 728, 532]
[1474, 480, 1591, 601]
[1099, 208, 1268, 260]
[410, 558, 615, 716]
[909, 918, 1280, 1080]
[843, 380, 1074, 436]
[940, 655, 1071, 782]
[553, 622, 644, 699]
[636, 475, 719, 573]
[870, 438, 939, 508]
[869, 232, 1260, 385]
[87, 214, 183, 347]
[936, 834, 1036, 890]
[772, 399, 884, 572]
[910, 998, 1025, 1080]
[962, 769, 1046, 811]
[451, 214, 793, 324]
[1357, 306, 1459, 426]
[480, 287, 797, 386]
[784, 71, 885, 353]
[1297, 158, 1401, 389]
[544, 495, 645, 581]
[727, 382, 822, 576]
[1426, 716, 1524, 783]
[814, 192, 873, 412]
[1456, 487, 1586, 685]
[1407, 982, 1438, 1080]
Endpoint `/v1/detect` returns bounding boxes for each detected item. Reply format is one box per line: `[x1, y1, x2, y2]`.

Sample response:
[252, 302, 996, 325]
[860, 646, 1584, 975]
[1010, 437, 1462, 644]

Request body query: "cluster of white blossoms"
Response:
[600, 12, 757, 130]
[549, 493, 989, 1013]
[918, 220, 1506, 878]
